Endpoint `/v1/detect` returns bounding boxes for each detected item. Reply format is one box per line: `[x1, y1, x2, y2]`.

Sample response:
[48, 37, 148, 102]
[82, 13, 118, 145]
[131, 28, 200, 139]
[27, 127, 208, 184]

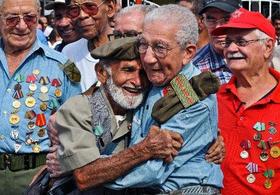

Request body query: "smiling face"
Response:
[97, 59, 149, 110]
[70, 0, 115, 40]
[0, 0, 39, 53]
[54, 4, 79, 43]
[224, 28, 274, 74]
[140, 20, 193, 86]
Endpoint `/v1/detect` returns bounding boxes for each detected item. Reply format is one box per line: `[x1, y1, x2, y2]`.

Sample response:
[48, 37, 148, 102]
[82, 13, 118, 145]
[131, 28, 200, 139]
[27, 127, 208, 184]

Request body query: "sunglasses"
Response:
[2, 14, 37, 28]
[66, 1, 105, 18]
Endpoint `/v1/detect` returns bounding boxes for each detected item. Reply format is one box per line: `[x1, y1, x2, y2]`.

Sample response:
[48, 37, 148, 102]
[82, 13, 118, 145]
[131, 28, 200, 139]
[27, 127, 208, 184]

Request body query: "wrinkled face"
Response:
[0, 0, 39, 53]
[203, 7, 231, 54]
[102, 59, 149, 109]
[54, 5, 79, 43]
[224, 29, 273, 74]
[69, 0, 114, 39]
[139, 20, 189, 86]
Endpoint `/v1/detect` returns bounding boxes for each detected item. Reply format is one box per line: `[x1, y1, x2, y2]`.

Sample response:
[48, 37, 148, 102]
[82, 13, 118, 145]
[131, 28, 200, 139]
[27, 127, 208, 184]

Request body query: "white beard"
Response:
[105, 75, 144, 109]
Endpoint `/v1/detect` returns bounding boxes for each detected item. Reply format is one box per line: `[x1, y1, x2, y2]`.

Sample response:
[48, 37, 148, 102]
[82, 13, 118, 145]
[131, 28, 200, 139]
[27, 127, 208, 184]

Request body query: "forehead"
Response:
[114, 59, 142, 69]
[1, 0, 38, 14]
[72, 0, 102, 4]
[143, 20, 178, 43]
[226, 28, 257, 39]
[115, 11, 144, 32]
[204, 7, 230, 18]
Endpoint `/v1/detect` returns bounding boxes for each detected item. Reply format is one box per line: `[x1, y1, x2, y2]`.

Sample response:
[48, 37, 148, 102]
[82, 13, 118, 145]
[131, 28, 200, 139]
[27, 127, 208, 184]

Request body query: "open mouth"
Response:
[227, 53, 245, 60]
[123, 86, 143, 94]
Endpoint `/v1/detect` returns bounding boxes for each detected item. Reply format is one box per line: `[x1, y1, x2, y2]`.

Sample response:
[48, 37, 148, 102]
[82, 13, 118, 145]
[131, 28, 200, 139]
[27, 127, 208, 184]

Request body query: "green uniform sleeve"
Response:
[56, 95, 100, 172]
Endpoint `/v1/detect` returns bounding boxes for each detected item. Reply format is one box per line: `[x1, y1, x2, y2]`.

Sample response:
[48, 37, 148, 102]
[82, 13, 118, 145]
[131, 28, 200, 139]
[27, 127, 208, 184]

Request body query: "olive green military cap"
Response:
[91, 37, 139, 61]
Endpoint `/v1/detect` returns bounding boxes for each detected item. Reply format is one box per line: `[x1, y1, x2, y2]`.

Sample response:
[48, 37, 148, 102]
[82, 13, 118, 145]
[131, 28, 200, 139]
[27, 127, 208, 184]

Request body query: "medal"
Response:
[247, 174, 256, 183]
[9, 114, 20, 125]
[270, 146, 280, 158]
[37, 128, 46, 137]
[32, 143, 41, 153]
[40, 86, 48, 93]
[54, 88, 62, 98]
[14, 143, 22, 153]
[29, 83, 37, 91]
[246, 162, 258, 183]
[25, 136, 33, 145]
[10, 129, 19, 140]
[25, 96, 36, 108]
[253, 132, 262, 141]
[35, 113, 46, 127]
[260, 151, 269, 161]
[263, 169, 275, 189]
[32, 69, 40, 75]
[240, 150, 249, 159]
[39, 93, 49, 102]
[253, 122, 265, 131]
[268, 126, 277, 135]
[12, 100, 21, 109]
[240, 140, 251, 159]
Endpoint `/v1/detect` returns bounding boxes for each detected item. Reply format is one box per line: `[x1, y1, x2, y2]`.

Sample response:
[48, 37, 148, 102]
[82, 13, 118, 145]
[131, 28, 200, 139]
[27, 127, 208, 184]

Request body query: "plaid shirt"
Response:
[192, 43, 232, 84]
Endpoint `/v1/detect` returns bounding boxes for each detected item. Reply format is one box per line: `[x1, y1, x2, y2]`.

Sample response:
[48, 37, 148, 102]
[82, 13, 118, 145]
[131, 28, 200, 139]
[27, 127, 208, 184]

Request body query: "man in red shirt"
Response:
[213, 8, 280, 194]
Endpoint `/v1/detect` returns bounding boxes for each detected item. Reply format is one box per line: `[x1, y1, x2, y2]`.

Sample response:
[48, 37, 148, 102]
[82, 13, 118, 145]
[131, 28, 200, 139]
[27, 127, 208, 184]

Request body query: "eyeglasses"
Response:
[204, 16, 230, 27]
[66, 1, 104, 18]
[107, 30, 141, 41]
[220, 38, 267, 48]
[137, 38, 174, 59]
[1, 14, 37, 28]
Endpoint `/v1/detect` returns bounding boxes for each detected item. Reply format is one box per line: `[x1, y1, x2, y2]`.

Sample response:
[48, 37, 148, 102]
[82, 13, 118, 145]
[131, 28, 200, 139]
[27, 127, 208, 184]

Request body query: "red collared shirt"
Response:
[218, 68, 280, 195]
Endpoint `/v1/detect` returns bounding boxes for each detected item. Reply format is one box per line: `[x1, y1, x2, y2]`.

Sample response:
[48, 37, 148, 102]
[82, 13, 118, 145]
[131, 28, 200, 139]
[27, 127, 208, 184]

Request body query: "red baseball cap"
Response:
[212, 8, 276, 40]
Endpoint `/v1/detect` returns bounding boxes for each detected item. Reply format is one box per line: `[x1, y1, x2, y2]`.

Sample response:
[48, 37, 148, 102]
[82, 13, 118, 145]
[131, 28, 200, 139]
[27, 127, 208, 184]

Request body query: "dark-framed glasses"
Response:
[137, 37, 174, 59]
[204, 16, 230, 27]
[66, 1, 104, 18]
[220, 38, 267, 48]
[1, 14, 37, 28]
[107, 30, 141, 41]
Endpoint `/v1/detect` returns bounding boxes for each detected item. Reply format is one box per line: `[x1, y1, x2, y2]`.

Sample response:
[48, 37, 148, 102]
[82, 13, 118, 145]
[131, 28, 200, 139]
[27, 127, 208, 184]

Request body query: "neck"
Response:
[197, 30, 209, 50]
[235, 67, 277, 107]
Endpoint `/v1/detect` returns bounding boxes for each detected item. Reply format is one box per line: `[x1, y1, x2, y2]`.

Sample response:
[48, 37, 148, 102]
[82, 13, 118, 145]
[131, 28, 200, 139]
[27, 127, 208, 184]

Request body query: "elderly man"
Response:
[95, 4, 222, 193]
[192, 0, 241, 84]
[45, 0, 80, 51]
[62, 0, 116, 92]
[0, 0, 80, 193]
[47, 37, 183, 194]
[212, 8, 280, 194]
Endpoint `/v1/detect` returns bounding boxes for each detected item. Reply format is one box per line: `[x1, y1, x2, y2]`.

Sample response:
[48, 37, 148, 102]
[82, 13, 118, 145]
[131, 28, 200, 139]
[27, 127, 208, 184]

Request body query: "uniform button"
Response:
[3, 111, 7, 115]
[240, 117, 244, 121]
[6, 88, 11, 93]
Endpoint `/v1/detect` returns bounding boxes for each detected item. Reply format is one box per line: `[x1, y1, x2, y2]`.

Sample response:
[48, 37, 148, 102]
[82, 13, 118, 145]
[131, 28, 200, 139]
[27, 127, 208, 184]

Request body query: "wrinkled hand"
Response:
[47, 114, 59, 145]
[205, 135, 225, 164]
[46, 145, 62, 178]
[143, 125, 183, 163]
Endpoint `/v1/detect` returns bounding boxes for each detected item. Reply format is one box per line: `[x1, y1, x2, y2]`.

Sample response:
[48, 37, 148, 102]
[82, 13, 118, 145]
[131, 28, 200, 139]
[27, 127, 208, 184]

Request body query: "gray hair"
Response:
[0, 0, 41, 10]
[144, 4, 198, 49]
[254, 29, 271, 40]
[115, 4, 157, 21]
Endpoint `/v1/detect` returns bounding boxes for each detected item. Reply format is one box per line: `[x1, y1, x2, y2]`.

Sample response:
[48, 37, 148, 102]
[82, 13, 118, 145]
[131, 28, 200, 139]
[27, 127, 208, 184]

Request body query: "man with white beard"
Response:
[46, 37, 183, 194]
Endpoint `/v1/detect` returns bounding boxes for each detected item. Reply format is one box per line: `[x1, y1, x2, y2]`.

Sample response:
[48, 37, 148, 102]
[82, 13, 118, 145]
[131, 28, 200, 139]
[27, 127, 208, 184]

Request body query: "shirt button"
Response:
[240, 117, 244, 121]
[3, 111, 7, 115]
[6, 88, 11, 93]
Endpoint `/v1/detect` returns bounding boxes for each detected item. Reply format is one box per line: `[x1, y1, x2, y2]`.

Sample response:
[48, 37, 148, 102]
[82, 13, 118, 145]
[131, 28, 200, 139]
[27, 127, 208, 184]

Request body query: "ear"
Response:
[263, 38, 275, 59]
[105, 0, 116, 18]
[95, 63, 109, 85]
[182, 44, 197, 65]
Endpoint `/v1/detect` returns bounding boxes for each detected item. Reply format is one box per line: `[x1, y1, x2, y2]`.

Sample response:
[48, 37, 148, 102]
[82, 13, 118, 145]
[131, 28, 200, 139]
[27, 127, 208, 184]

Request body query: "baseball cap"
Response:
[212, 8, 276, 40]
[199, 0, 241, 14]
[91, 37, 139, 61]
[45, 0, 66, 10]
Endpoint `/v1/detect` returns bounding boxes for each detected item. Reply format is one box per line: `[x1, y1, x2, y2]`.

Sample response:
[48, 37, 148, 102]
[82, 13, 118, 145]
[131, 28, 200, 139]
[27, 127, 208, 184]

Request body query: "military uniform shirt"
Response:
[0, 38, 81, 154]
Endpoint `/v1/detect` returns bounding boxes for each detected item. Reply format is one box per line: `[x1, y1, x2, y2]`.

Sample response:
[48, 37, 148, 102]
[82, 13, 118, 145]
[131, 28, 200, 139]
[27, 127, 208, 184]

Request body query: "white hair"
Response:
[114, 4, 157, 21]
[144, 4, 198, 49]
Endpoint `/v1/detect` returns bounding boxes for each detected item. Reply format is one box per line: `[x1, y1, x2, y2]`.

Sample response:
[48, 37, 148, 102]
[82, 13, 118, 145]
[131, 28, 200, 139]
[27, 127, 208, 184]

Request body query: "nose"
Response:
[141, 46, 157, 66]
[16, 17, 28, 30]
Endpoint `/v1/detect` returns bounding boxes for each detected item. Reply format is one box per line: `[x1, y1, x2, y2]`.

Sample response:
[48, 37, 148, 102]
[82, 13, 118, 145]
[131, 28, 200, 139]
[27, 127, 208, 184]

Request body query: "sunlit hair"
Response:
[144, 4, 198, 49]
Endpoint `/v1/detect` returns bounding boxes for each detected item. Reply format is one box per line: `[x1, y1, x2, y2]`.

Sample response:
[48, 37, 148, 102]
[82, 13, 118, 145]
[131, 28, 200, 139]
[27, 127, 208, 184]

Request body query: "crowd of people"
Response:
[0, 0, 279, 194]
